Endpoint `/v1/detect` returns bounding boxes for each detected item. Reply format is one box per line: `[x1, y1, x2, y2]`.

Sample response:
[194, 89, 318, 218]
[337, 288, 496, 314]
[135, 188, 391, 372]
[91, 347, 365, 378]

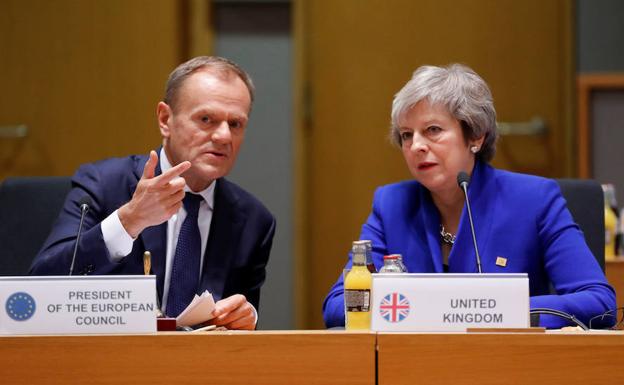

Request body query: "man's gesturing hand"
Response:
[118, 150, 191, 238]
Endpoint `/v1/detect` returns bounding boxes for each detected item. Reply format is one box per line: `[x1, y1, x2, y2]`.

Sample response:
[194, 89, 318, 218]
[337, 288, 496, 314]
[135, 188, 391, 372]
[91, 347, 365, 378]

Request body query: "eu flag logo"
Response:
[6, 292, 36, 321]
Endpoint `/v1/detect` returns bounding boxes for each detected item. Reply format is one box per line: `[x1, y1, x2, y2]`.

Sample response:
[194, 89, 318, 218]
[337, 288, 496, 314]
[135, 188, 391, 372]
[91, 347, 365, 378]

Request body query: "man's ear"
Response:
[157, 101, 172, 138]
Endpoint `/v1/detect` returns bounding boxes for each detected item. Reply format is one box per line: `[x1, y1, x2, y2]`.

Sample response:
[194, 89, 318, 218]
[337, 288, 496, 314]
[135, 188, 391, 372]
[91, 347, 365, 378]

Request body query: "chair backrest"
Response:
[0, 176, 72, 276]
[556, 179, 605, 272]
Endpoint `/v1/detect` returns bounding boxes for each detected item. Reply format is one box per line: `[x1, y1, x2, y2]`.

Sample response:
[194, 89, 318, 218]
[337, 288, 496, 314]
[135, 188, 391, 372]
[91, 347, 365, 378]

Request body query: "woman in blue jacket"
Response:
[323, 64, 615, 329]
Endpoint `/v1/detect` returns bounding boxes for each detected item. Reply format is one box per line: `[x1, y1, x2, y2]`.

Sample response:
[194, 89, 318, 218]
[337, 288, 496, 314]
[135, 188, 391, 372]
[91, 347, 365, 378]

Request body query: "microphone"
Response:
[69, 196, 92, 276]
[457, 172, 482, 273]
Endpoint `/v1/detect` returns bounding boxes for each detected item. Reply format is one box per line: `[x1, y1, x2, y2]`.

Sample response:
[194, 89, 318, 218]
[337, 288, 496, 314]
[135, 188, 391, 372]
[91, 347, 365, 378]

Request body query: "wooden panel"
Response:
[302, 0, 573, 328]
[0, 0, 183, 179]
[293, 0, 310, 329]
[607, 257, 624, 310]
[3, 331, 624, 383]
[0, 331, 376, 385]
[378, 332, 624, 385]
[187, 0, 214, 57]
[577, 74, 624, 178]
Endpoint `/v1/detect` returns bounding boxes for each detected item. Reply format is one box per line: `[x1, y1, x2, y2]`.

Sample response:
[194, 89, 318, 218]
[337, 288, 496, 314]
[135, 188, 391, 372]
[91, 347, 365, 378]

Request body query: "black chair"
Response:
[0, 176, 72, 275]
[556, 179, 605, 272]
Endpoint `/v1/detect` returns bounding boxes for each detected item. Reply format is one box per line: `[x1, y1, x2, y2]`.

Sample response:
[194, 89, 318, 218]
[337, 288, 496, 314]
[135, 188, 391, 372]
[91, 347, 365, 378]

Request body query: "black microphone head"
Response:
[457, 171, 470, 187]
[78, 196, 92, 211]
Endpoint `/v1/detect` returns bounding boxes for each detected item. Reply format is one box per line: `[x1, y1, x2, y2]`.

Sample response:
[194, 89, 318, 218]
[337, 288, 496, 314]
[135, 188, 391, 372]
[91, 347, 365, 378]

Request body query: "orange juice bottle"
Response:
[605, 201, 617, 261]
[604, 184, 618, 261]
[345, 242, 372, 330]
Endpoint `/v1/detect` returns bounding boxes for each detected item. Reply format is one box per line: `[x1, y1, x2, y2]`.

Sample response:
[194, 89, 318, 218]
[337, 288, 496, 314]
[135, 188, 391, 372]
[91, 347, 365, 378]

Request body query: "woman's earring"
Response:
[470, 145, 479, 154]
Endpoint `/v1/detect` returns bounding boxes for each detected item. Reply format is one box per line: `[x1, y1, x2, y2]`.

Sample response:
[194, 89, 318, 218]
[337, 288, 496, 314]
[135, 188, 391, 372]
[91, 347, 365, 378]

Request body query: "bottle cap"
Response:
[353, 251, 366, 264]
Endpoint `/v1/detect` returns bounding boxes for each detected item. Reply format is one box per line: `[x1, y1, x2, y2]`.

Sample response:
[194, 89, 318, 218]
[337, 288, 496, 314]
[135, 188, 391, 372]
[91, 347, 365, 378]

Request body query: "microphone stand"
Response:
[69, 198, 90, 276]
[458, 172, 483, 273]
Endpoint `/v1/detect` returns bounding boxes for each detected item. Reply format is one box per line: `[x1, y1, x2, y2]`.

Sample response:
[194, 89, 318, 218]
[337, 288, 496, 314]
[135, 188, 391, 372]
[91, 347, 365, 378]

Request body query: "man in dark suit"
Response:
[30, 56, 276, 330]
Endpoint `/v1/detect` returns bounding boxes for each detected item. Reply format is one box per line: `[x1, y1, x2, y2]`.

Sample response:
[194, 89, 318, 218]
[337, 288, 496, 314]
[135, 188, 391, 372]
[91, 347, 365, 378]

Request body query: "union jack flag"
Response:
[379, 293, 410, 323]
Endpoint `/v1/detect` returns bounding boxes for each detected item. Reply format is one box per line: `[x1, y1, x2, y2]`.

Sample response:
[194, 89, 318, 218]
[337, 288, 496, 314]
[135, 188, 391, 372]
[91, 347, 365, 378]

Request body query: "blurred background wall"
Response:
[576, 0, 624, 207]
[1, 0, 622, 329]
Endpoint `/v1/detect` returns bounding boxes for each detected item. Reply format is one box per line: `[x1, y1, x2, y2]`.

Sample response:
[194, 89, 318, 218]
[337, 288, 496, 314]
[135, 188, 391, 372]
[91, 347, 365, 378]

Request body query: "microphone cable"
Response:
[530, 308, 589, 330]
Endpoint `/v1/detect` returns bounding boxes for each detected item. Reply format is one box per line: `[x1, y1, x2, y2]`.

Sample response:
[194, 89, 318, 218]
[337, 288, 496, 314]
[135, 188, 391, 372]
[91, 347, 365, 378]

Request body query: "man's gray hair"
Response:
[164, 56, 255, 111]
[390, 63, 498, 162]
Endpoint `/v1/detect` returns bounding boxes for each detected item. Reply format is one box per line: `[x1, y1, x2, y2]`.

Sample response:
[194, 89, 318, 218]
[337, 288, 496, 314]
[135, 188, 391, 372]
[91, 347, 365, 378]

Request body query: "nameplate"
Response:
[371, 273, 529, 331]
[0, 276, 157, 335]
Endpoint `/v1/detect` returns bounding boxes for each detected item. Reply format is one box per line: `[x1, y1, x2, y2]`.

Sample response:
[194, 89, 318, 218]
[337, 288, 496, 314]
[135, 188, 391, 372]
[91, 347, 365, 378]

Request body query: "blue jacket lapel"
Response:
[416, 187, 444, 273]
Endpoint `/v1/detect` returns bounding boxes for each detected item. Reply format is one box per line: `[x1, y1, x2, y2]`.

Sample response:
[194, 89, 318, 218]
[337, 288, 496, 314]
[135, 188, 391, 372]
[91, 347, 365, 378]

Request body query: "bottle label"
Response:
[345, 289, 370, 312]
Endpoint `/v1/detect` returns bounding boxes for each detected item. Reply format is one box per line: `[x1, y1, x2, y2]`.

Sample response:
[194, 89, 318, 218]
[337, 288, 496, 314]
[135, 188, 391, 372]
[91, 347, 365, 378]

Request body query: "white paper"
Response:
[176, 290, 216, 327]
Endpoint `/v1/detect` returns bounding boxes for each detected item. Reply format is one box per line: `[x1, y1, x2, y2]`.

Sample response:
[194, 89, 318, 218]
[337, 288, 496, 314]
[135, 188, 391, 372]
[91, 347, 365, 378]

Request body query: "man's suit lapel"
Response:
[136, 150, 168, 301]
[199, 178, 246, 302]
[142, 225, 167, 300]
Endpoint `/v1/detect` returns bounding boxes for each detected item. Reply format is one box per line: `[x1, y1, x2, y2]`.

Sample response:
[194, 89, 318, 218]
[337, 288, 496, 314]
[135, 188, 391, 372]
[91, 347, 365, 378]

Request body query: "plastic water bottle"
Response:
[379, 254, 406, 273]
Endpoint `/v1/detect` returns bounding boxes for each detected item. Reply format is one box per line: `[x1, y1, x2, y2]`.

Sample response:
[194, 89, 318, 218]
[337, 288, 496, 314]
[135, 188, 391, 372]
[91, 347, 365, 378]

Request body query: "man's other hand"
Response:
[210, 294, 256, 330]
